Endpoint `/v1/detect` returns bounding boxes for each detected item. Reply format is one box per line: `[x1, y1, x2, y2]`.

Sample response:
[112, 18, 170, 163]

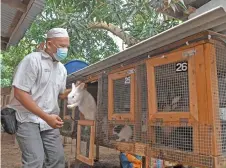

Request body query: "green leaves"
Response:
[1, 0, 182, 87]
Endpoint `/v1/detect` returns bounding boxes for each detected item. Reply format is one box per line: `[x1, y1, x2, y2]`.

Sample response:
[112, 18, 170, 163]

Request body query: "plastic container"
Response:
[64, 60, 89, 75]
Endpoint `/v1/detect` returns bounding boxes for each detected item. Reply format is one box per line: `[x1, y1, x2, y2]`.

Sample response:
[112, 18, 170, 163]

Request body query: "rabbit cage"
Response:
[60, 30, 226, 168]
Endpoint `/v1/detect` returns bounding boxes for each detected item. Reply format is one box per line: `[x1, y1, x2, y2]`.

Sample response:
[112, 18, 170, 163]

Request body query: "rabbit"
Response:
[162, 95, 181, 137]
[113, 125, 133, 142]
[67, 82, 96, 120]
[163, 95, 181, 111]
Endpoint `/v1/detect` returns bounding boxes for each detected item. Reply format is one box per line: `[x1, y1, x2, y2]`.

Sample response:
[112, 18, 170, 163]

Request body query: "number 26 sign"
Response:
[176, 62, 188, 72]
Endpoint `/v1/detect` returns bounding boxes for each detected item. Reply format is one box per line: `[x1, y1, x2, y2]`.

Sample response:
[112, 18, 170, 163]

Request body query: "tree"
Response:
[1, 0, 183, 87]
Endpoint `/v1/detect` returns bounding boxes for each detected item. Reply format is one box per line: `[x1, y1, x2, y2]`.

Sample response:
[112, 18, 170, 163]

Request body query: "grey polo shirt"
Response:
[9, 50, 67, 131]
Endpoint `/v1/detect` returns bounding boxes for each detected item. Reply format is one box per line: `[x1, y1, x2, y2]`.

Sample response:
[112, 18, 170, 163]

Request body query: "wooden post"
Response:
[204, 43, 222, 157]
[95, 75, 103, 161]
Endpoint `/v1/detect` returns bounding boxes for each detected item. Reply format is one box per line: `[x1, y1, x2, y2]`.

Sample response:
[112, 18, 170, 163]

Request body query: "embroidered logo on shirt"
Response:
[44, 69, 50, 72]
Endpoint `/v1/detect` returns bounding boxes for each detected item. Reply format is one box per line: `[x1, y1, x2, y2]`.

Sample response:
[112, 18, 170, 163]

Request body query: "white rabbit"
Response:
[113, 125, 133, 142]
[162, 96, 181, 136]
[67, 82, 96, 120]
[163, 95, 181, 111]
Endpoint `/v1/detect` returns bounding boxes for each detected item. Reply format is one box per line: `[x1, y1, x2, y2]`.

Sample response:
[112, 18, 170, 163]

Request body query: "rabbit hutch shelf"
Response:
[60, 6, 226, 168]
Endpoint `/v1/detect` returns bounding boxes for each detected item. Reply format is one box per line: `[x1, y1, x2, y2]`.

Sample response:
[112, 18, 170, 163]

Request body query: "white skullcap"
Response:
[46, 28, 69, 38]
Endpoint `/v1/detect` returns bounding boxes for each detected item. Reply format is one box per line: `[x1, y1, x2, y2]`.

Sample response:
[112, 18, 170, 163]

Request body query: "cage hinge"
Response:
[127, 69, 135, 74]
[112, 118, 116, 124]
[180, 118, 188, 126]
[155, 118, 163, 126]
[124, 118, 130, 124]
[182, 49, 196, 58]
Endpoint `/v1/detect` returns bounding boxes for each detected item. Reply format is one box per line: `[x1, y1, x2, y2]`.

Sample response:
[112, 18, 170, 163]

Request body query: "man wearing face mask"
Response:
[9, 28, 71, 168]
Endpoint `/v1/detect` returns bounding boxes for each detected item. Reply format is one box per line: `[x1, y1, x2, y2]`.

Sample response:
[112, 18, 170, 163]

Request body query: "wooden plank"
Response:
[83, 75, 99, 83]
[194, 45, 209, 124]
[78, 120, 95, 126]
[150, 113, 191, 122]
[115, 142, 134, 153]
[2, 0, 27, 12]
[130, 71, 135, 121]
[134, 143, 147, 156]
[135, 65, 142, 142]
[188, 47, 199, 122]
[193, 44, 213, 155]
[76, 124, 81, 159]
[108, 72, 114, 121]
[204, 43, 221, 156]
[89, 122, 95, 165]
[95, 75, 104, 161]
[146, 64, 157, 121]
[63, 99, 68, 120]
[77, 155, 93, 166]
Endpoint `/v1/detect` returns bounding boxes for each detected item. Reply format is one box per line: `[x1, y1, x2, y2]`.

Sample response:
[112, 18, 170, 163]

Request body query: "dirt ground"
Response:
[1, 133, 120, 168]
[1, 133, 21, 168]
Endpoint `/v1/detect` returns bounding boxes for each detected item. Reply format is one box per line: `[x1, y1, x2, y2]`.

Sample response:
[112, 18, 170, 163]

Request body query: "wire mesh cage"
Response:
[63, 32, 226, 167]
[213, 40, 226, 166]
[79, 125, 91, 158]
[113, 77, 131, 114]
[154, 61, 190, 112]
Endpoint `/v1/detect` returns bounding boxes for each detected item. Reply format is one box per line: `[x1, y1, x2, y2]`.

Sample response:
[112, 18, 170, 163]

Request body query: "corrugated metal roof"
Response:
[1, 0, 45, 50]
[67, 6, 226, 82]
[8, 0, 45, 46]
[1, 4, 18, 37]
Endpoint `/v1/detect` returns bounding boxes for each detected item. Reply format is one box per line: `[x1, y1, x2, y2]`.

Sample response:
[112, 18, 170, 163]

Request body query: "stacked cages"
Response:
[61, 32, 226, 167]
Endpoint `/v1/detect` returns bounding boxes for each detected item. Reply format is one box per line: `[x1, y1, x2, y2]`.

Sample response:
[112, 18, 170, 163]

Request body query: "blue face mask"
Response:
[53, 48, 68, 61]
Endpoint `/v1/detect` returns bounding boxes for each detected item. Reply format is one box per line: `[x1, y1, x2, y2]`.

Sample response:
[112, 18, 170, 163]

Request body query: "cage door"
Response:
[146, 47, 199, 122]
[76, 120, 95, 165]
[108, 68, 136, 121]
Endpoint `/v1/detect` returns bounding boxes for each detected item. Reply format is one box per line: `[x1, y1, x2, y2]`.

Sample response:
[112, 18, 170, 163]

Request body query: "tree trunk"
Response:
[88, 22, 139, 47]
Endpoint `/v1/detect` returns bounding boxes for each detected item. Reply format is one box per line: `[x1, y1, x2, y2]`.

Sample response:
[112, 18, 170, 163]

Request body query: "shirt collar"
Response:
[41, 50, 53, 60]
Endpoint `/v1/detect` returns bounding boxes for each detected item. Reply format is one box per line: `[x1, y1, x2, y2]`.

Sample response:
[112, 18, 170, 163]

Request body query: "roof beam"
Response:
[1, 0, 27, 12]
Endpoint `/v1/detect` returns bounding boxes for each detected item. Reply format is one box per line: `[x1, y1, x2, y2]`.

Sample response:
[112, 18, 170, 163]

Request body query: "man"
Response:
[9, 28, 71, 168]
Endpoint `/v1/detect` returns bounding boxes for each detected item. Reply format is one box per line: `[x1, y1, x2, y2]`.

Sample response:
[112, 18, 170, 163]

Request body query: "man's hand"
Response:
[46, 114, 64, 129]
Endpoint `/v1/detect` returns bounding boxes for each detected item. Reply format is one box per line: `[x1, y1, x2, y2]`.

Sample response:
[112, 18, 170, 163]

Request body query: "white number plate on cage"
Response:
[176, 62, 188, 72]
[125, 76, 131, 84]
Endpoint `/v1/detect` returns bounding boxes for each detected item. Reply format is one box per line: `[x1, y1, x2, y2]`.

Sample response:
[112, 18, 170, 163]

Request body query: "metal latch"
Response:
[182, 49, 196, 58]
[155, 118, 163, 126]
[127, 69, 135, 74]
[180, 118, 188, 126]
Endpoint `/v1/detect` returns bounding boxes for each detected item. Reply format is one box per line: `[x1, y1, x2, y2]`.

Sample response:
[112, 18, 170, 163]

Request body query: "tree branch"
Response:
[88, 22, 139, 46]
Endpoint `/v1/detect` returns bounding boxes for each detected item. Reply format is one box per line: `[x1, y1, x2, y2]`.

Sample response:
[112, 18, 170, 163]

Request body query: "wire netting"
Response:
[214, 40, 226, 166]
[61, 37, 226, 168]
[155, 61, 190, 112]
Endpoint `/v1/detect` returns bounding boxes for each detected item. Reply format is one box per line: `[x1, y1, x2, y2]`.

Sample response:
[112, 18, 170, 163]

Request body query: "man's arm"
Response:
[14, 87, 63, 128]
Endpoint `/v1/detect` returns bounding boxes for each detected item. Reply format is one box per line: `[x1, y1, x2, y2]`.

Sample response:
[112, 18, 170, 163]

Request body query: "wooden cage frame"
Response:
[146, 46, 199, 123]
[64, 31, 226, 167]
[108, 68, 136, 121]
[76, 120, 96, 166]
